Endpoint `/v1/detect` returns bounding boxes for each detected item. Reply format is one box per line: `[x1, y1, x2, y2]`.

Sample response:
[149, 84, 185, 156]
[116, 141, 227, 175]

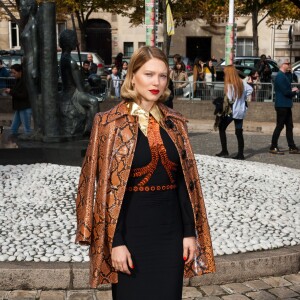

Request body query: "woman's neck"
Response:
[134, 100, 155, 112]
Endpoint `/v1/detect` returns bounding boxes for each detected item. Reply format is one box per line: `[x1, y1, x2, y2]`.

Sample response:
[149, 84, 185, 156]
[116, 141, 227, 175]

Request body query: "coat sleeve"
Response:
[75, 114, 101, 245]
[276, 74, 296, 98]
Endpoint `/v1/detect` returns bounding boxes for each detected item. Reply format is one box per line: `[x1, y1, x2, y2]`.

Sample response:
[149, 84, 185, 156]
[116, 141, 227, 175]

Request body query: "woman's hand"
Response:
[111, 245, 134, 275]
[183, 237, 196, 264]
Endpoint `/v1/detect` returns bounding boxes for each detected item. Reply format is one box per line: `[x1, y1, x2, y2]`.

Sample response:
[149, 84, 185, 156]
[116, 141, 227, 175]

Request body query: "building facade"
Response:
[0, 8, 299, 65]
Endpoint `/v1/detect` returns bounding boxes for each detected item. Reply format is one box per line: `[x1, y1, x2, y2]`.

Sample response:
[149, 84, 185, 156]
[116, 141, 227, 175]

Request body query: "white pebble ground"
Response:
[0, 155, 299, 262]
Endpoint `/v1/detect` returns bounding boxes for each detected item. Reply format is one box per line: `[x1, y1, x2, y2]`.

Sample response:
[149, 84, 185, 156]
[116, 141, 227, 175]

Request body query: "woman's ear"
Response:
[131, 74, 135, 87]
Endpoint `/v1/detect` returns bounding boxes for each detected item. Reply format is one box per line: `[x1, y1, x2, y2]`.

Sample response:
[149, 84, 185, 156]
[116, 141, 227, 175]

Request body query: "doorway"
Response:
[86, 19, 112, 65]
[186, 37, 212, 64]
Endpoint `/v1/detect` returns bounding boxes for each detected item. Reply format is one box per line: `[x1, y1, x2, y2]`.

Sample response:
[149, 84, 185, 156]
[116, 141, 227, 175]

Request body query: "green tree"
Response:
[229, 0, 300, 56]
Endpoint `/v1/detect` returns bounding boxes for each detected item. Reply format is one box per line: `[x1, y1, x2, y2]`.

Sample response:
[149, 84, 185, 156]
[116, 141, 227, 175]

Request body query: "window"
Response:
[236, 38, 253, 56]
[124, 42, 134, 56]
[138, 42, 146, 48]
[57, 22, 66, 45]
[295, 35, 300, 42]
[157, 42, 163, 50]
[9, 22, 20, 49]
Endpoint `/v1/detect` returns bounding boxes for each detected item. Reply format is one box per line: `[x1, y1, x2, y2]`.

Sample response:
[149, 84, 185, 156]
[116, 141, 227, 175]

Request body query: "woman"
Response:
[5, 64, 32, 135]
[75, 46, 215, 299]
[170, 61, 189, 96]
[121, 61, 128, 80]
[107, 64, 121, 98]
[204, 59, 216, 99]
[246, 69, 260, 102]
[216, 65, 253, 160]
[193, 58, 205, 98]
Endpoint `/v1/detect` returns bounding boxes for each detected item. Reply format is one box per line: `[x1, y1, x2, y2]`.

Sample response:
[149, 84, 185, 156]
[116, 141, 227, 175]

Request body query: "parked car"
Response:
[292, 61, 300, 83]
[218, 56, 279, 81]
[57, 51, 105, 75]
[216, 65, 255, 81]
[0, 53, 23, 71]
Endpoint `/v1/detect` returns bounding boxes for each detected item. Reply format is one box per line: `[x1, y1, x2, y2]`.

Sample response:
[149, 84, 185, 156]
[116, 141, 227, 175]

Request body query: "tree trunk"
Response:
[252, 4, 259, 56]
[75, 11, 87, 51]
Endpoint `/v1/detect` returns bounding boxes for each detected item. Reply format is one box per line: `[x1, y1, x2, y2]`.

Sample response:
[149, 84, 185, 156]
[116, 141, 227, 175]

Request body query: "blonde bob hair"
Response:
[121, 46, 170, 102]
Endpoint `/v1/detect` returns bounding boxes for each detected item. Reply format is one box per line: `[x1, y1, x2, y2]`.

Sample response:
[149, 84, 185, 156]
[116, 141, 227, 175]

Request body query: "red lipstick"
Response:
[149, 90, 159, 95]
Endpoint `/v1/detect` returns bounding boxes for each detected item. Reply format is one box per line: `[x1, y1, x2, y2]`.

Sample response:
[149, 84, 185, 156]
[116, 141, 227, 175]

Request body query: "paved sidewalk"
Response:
[0, 272, 299, 299]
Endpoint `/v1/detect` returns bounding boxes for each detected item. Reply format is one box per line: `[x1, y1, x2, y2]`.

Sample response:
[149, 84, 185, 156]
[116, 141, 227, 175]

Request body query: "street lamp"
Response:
[288, 25, 293, 63]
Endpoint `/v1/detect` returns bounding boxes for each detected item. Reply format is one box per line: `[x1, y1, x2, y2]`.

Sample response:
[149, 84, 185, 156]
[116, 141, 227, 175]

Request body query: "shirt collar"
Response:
[129, 102, 163, 136]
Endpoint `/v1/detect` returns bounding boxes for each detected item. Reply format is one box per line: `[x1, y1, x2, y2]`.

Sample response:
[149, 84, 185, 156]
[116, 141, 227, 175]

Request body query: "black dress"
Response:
[112, 117, 195, 300]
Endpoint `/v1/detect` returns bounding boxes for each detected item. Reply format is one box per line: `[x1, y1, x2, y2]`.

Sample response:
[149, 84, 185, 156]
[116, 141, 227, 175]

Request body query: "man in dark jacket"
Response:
[4, 64, 32, 135]
[269, 59, 299, 154]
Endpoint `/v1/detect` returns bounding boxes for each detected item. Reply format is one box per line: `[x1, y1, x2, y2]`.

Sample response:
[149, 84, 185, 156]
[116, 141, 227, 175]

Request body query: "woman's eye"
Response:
[160, 74, 167, 78]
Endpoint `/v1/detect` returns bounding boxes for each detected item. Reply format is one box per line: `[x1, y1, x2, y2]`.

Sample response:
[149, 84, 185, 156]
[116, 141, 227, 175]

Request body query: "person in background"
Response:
[107, 64, 121, 98]
[114, 53, 124, 73]
[81, 60, 91, 81]
[269, 59, 300, 155]
[216, 65, 253, 160]
[256, 54, 272, 83]
[87, 53, 97, 74]
[170, 61, 189, 96]
[164, 78, 174, 108]
[4, 64, 32, 135]
[204, 59, 216, 99]
[193, 58, 205, 99]
[75, 46, 215, 299]
[245, 69, 260, 102]
[173, 54, 181, 65]
[0, 59, 9, 89]
[285, 63, 298, 83]
[121, 61, 128, 80]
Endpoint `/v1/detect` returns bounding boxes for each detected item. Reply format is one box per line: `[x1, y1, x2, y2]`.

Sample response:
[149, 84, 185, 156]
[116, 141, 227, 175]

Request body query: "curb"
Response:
[0, 245, 299, 290]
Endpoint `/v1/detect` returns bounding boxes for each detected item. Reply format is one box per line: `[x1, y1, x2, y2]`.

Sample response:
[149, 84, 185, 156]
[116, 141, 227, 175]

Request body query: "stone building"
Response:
[0, 8, 299, 65]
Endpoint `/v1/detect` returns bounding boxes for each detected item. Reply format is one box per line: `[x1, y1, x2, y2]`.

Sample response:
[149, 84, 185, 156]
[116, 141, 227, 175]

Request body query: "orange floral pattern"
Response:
[130, 116, 177, 188]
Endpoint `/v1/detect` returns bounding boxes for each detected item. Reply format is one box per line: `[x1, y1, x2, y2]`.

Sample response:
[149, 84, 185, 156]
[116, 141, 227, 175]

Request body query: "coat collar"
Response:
[100, 100, 188, 125]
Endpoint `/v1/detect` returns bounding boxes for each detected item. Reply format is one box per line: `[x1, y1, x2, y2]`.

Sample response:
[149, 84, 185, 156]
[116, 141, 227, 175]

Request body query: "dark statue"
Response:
[19, 0, 42, 134]
[59, 29, 98, 136]
[17, 0, 98, 140]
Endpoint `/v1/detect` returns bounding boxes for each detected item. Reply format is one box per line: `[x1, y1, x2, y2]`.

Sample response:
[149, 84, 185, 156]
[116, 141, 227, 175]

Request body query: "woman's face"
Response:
[122, 62, 128, 70]
[208, 61, 213, 67]
[112, 67, 118, 75]
[11, 69, 21, 79]
[131, 58, 168, 106]
[176, 63, 181, 70]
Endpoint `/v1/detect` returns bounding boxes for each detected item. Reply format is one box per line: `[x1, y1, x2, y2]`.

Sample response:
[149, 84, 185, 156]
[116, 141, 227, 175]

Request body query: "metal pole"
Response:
[225, 0, 235, 65]
[71, 14, 82, 67]
[154, 0, 159, 47]
[145, 0, 155, 46]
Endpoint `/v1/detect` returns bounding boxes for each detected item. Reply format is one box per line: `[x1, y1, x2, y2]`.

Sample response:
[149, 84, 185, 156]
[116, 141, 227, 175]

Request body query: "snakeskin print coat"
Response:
[75, 100, 216, 288]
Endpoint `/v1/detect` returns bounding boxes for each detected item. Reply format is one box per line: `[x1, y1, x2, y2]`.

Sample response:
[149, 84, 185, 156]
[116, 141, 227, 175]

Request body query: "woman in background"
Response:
[193, 58, 205, 98]
[204, 59, 216, 99]
[216, 65, 253, 160]
[170, 61, 189, 96]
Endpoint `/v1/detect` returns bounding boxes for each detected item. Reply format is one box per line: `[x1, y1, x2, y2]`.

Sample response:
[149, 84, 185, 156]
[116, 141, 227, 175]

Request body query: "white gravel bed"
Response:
[0, 155, 299, 262]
